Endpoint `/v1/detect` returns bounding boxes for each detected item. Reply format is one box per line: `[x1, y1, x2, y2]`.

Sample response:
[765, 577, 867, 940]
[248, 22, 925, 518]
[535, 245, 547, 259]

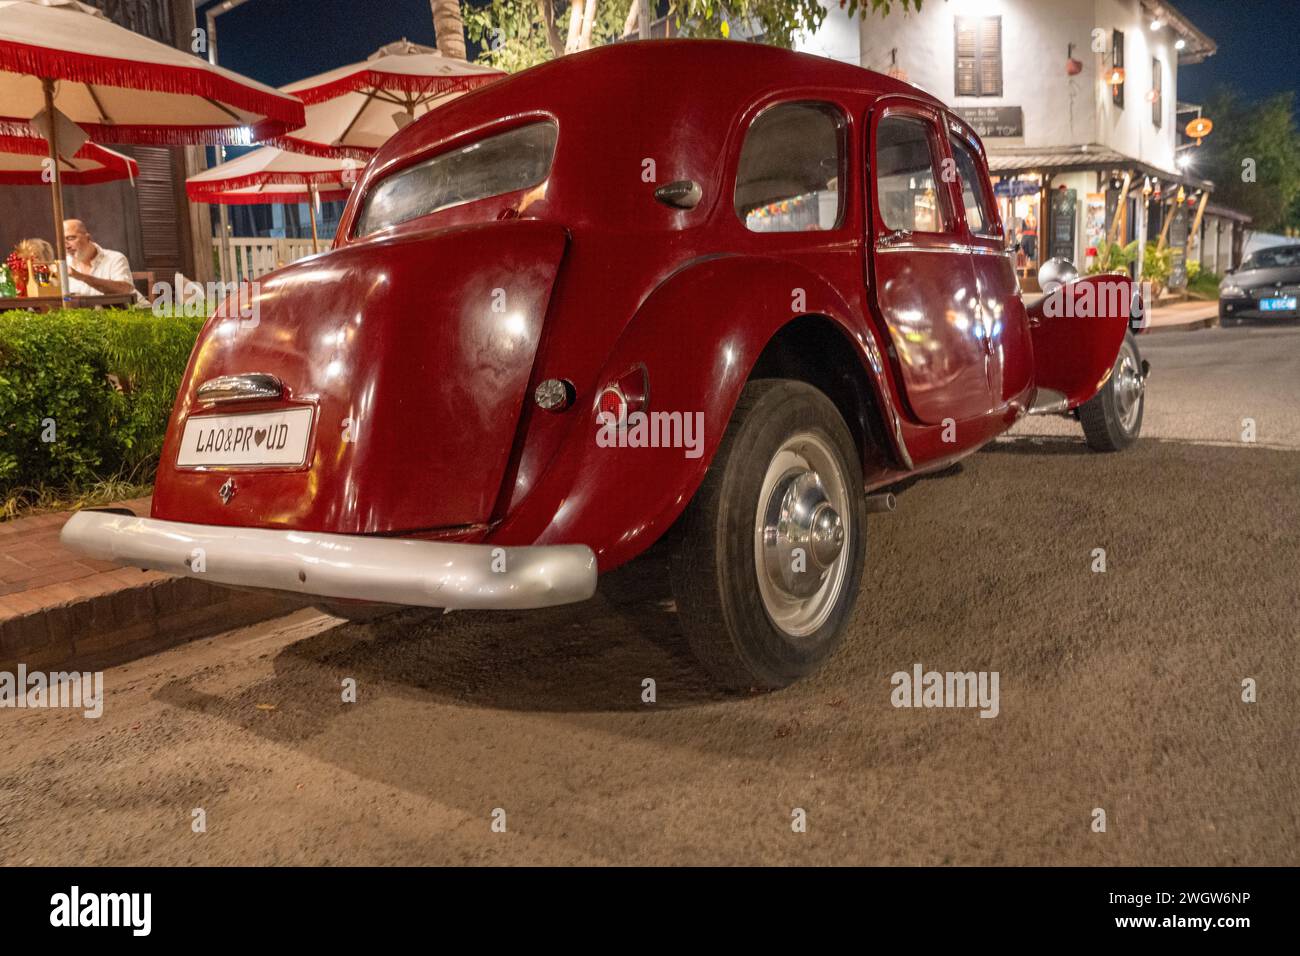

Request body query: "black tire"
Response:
[1079, 331, 1145, 452]
[669, 379, 867, 690]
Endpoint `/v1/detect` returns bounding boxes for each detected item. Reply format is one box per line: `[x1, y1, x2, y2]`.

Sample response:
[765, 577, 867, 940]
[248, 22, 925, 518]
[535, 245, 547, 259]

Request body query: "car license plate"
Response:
[177, 407, 313, 467]
[1260, 296, 1297, 311]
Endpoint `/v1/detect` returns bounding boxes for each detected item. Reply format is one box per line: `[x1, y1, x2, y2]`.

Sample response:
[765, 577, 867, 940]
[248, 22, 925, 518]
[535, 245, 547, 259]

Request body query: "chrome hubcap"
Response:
[1114, 340, 1144, 433]
[755, 432, 851, 637]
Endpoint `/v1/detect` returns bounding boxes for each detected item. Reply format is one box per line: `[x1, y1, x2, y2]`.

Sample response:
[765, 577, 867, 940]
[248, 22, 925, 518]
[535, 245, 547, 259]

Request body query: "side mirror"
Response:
[1037, 257, 1079, 295]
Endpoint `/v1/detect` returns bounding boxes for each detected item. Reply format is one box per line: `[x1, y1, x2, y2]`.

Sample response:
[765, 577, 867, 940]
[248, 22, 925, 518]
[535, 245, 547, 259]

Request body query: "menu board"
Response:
[1050, 189, 1078, 262]
[1168, 205, 1189, 289]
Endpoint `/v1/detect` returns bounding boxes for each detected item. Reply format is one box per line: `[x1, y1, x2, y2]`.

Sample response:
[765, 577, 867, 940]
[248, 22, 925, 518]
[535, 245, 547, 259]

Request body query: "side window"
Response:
[947, 133, 995, 234]
[875, 115, 947, 234]
[734, 101, 844, 232]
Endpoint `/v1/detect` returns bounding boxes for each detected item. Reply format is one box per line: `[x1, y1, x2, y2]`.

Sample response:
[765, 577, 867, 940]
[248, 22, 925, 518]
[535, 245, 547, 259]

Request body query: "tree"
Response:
[466, 0, 924, 74]
[1196, 89, 1300, 234]
[431, 0, 469, 60]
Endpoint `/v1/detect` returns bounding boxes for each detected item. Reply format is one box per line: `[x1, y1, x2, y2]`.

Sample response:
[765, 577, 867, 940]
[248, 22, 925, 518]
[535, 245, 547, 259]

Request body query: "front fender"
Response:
[489, 254, 898, 571]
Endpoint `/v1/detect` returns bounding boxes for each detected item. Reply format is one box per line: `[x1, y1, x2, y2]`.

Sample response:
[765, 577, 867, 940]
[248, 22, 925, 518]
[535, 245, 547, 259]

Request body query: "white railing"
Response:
[213, 237, 320, 283]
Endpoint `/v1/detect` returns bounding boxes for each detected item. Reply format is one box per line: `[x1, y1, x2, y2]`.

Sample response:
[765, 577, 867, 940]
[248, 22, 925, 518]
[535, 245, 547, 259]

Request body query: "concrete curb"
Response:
[1144, 314, 1219, 334]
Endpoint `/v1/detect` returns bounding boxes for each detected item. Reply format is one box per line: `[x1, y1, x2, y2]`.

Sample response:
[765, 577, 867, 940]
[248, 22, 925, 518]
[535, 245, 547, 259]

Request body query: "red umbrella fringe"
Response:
[259, 135, 375, 161]
[0, 40, 305, 136]
[290, 69, 502, 105]
[186, 187, 352, 205]
[0, 132, 138, 184]
[0, 165, 134, 186]
[185, 169, 355, 198]
[1, 116, 297, 147]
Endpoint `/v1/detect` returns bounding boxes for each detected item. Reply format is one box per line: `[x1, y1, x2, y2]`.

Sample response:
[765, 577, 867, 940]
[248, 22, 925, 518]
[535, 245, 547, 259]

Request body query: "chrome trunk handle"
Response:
[196, 373, 283, 404]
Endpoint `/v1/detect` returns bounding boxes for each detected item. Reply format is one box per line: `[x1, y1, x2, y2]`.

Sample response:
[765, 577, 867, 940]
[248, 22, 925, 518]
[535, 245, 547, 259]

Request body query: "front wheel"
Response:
[1078, 331, 1145, 452]
[669, 380, 866, 690]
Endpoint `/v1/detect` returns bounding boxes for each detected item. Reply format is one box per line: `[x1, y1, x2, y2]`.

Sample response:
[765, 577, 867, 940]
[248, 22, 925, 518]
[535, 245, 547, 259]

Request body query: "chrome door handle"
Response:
[875, 229, 914, 251]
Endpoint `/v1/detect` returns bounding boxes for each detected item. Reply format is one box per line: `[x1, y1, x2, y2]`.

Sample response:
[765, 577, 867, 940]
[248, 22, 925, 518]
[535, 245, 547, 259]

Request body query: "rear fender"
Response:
[1028, 275, 1135, 407]
[490, 255, 902, 571]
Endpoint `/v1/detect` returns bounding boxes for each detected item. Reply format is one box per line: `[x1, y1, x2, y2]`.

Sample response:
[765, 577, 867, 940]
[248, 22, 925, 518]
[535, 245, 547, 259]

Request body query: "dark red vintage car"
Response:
[64, 40, 1145, 689]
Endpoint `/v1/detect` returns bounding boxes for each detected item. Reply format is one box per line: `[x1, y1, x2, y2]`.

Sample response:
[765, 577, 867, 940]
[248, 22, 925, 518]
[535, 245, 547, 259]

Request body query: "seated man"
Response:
[63, 219, 145, 303]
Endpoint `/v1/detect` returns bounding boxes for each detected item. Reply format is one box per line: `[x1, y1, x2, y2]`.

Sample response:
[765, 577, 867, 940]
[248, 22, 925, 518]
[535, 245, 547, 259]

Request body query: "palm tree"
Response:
[430, 0, 467, 60]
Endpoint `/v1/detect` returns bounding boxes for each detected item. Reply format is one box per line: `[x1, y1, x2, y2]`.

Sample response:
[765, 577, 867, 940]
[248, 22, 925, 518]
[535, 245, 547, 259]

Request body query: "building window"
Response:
[954, 16, 1003, 98]
[734, 101, 845, 232]
[875, 114, 948, 234]
[1112, 29, 1125, 108]
[1152, 58, 1162, 127]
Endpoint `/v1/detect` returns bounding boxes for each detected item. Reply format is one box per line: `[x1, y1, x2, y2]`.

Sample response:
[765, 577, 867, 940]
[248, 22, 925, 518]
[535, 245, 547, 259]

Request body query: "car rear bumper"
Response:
[61, 511, 598, 610]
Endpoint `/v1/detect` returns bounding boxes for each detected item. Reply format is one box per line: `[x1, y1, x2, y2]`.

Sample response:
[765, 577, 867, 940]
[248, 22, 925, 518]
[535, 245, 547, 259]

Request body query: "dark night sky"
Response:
[1171, 0, 1300, 113]
[198, 0, 1298, 107]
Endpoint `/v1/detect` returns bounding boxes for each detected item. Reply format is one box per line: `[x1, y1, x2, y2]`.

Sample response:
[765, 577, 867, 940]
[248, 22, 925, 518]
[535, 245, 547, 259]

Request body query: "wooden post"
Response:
[1186, 192, 1209, 263]
[308, 182, 320, 254]
[1107, 172, 1132, 245]
[42, 78, 69, 295]
[1156, 197, 1175, 250]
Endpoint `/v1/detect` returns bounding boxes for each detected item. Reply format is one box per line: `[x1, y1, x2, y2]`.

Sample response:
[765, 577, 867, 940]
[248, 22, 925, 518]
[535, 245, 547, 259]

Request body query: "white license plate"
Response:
[1260, 296, 1297, 311]
[177, 407, 313, 467]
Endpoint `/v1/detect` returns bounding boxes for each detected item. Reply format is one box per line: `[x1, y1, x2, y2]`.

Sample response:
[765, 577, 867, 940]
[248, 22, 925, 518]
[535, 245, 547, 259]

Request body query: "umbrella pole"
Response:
[43, 78, 69, 296]
[308, 182, 319, 254]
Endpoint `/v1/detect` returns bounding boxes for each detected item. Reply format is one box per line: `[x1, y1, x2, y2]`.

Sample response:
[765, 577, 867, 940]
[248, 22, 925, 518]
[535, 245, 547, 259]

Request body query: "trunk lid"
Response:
[152, 220, 567, 534]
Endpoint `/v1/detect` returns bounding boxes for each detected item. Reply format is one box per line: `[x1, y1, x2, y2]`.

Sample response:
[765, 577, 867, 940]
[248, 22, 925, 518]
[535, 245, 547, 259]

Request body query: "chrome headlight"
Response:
[1219, 282, 1246, 297]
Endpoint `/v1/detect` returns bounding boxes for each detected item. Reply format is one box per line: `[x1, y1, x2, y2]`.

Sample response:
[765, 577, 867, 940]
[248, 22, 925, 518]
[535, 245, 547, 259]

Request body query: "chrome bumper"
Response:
[61, 511, 598, 610]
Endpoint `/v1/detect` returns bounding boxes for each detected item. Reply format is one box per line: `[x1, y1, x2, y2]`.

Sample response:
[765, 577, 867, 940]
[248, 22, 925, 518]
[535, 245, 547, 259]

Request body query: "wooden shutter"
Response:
[1152, 58, 1162, 127]
[132, 146, 186, 275]
[978, 18, 1002, 96]
[955, 16, 1002, 97]
[955, 18, 978, 96]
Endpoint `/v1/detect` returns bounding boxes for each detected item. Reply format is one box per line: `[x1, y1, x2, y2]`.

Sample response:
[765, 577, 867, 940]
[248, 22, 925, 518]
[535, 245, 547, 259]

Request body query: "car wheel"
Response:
[669, 379, 866, 690]
[1078, 331, 1145, 452]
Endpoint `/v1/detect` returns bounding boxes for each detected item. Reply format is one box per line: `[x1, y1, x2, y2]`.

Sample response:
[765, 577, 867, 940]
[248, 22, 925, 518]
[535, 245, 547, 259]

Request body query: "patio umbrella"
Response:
[268, 39, 502, 159]
[0, 0, 306, 279]
[186, 146, 355, 254]
[0, 129, 137, 186]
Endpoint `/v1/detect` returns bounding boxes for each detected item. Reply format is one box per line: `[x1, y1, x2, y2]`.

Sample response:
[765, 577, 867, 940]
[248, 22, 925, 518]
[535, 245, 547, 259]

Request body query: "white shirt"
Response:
[66, 244, 145, 303]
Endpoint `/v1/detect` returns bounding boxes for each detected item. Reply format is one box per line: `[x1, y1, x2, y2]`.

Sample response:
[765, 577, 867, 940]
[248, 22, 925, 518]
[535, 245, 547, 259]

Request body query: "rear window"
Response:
[1242, 246, 1300, 270]
[354, 120, 558, 236]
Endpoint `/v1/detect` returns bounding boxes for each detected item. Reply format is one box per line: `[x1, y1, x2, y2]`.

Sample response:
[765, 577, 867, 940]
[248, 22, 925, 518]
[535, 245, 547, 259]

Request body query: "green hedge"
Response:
[0, 308, 203, 493]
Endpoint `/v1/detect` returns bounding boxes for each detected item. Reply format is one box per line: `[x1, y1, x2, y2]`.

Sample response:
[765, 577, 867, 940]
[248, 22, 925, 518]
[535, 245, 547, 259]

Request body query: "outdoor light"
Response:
[1107, 66, 1126, 91]
[1176, 153, 1192, 170]
[1175, 38, 1186, 50]
[1150, 19, 1162, 30]
[1185, 116, 1214, 145]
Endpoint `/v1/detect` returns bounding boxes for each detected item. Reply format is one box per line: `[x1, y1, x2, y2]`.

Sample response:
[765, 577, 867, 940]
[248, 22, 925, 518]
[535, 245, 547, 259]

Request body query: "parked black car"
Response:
[1219, 244, 1300, 323]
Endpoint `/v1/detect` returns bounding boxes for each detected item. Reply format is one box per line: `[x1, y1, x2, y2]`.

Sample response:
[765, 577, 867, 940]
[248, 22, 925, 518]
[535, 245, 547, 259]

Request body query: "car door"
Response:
[944, 122, 1034, 406]
[866, 100, 993, 424]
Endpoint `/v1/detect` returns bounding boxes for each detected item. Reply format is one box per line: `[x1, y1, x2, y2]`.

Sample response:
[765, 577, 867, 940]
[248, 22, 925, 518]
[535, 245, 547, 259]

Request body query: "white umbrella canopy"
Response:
[0, 128, 137, 185]
[186, 146, 357, 252]
[268, 39, 502, 158]
[0, 0, 305, 145]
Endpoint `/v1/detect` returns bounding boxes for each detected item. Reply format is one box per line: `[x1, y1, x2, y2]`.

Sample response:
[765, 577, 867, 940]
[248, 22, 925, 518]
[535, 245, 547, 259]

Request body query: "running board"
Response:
[1026, 387, 1069, 416]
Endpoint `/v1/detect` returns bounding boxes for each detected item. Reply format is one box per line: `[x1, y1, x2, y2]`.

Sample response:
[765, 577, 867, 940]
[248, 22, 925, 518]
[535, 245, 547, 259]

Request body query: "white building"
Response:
[796, 0, 1246, 283]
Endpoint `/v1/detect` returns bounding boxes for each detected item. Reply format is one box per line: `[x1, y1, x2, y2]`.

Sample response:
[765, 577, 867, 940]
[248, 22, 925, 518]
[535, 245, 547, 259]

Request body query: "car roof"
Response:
[371, 40, 946, 167]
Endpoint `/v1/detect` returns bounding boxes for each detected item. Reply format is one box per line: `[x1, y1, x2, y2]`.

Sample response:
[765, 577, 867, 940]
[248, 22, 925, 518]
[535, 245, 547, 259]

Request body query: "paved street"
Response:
[2, 325, 1297, 866]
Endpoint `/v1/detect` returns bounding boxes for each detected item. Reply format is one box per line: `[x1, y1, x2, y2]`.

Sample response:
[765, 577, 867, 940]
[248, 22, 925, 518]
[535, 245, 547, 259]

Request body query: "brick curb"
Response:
[0, 571, 304, 674]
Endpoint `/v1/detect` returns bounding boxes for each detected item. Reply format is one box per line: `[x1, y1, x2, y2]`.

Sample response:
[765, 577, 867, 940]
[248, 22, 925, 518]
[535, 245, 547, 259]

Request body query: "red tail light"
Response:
[596, 364, 649, 425]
